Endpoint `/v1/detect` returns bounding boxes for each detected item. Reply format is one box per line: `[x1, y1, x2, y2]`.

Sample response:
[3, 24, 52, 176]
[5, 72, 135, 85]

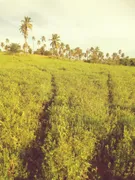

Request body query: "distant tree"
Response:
[112, 52, 117, 60]
[20, 16, 32, 52]
[98, 51, 104, 62]
[90, 47, 94, 52]
[65, 44, 70, 58]
[95, 46, 100, 52]
[50, 34, 60, 55]
[121, 53, 125, 59]
[44, 50, 52, 56]
[28, 45, 32, 54]
[5, 38, 9, 45]
[74, 47, 83, 60]
[8, 43, 21, 54]
[43, 44, 46, 50]
[37, 40, 41, 49]
[59, 42, 65, 57]
[0, 42, 5, 51]
[90, 47, 100, 63]
[106, 53, 109, 58]
[41, 36, 46, 45]
[85, 49, 90, 61]
[34, 46, 49, 55]
[69, 49, 75, 59]
[105, 53, 110, 63]
[118, 49, 122, 55]
[23, 42, 28, 52]
[5, 45, 10, 51]
[32, 36, 36, 52]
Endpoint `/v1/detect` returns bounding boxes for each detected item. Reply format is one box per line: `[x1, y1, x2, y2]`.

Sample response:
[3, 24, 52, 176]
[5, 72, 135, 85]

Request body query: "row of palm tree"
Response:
[0, 38, 128, 63]
[0, 16, 129, 64]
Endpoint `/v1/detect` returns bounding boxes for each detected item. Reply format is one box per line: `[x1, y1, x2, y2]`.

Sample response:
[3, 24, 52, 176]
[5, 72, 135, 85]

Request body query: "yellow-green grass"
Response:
[0, 53, 135, 179]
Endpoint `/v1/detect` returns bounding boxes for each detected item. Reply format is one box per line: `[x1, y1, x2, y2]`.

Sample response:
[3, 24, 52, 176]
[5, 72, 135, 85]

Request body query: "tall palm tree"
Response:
[37, 40, 41, 49]
[20, 16, 32, 52]
[32, 36, 35, 52]
[50, 34, 60, 55]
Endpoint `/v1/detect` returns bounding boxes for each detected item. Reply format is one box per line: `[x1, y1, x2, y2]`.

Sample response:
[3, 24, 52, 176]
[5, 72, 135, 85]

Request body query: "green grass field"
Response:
[0, 53, 135, 180]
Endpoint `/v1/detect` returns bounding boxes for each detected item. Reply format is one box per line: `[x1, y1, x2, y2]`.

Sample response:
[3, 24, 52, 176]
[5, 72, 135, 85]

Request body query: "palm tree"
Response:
[43, 44, 46, 51]
[121, 53, 125, 59]
[37, 40, 41, 49]
[60, 42, 65, 50]
[32, 36, 35, 52]
[112, 52, 117, 60]
[5, 38, 9, 45]
[74, 47, 82, 60]
[85, 49, 90, 61]
[1, 42, 5, 51]
[65, 44, 70, 58]
[70, 49, 75, 59]
[118, 49, 122, 55]
[50, 34, 60, 55]
[90, 47, 94, 52]
[41, 36, 46, 44]
[95, 46, 100, 52]
[5, 39, 9, 51]
[23, 43, 28, 52]
[20, 16, 32, 52]
[78, 48, 83, 60]
[98, 51, 104, 62]
[89, 47, 95, 62]
[59, 42, 65, 56]
[106, 53, 109, 58]
[90, 47, 100, 63]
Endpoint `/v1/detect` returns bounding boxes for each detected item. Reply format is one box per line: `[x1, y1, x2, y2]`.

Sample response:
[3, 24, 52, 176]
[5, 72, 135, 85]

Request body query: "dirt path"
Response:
[15, 74, 57, 180]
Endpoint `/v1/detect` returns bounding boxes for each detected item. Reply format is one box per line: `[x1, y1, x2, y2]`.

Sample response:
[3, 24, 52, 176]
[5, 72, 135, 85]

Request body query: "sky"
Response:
[0, 0, 135, 57]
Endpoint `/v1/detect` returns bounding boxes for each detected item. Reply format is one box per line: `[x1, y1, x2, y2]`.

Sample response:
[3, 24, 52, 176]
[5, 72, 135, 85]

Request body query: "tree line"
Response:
[0, 16, 135, 66]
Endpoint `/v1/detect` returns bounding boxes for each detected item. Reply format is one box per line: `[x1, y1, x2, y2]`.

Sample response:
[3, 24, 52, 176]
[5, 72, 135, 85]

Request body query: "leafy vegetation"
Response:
[0, 53, 135, 179]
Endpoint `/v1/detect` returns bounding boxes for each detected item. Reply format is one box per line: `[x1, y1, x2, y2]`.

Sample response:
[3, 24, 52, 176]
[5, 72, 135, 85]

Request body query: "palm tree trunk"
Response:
[33, 41, 34, 54]
[25, 37, 27, 53]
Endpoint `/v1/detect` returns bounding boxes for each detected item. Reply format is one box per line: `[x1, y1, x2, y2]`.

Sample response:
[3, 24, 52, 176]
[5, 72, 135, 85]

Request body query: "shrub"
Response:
[8, 43, 21, 54]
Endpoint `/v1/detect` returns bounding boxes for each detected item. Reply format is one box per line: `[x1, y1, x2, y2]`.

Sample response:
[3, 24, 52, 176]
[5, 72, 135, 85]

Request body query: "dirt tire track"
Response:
[15, 74, 57, 180]
[107, 73, 115, 116]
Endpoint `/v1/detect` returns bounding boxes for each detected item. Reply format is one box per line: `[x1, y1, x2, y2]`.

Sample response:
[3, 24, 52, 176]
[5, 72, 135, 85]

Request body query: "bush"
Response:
[8, 43, 21, 54]
[34, 47, 52, 56]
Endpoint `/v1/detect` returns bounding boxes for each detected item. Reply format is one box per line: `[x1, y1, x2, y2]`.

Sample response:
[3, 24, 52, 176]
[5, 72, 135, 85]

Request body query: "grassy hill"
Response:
[0, 53, 135, 180]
